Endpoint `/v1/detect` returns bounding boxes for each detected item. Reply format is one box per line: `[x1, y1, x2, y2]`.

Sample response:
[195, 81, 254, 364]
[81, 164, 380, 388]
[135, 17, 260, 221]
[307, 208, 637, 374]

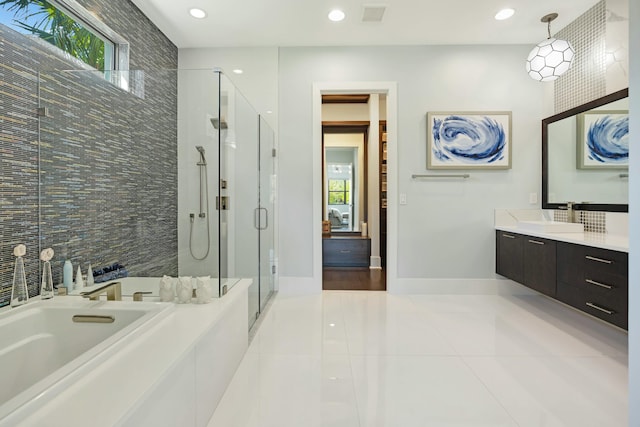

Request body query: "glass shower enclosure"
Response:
[37, 68, 274, 327]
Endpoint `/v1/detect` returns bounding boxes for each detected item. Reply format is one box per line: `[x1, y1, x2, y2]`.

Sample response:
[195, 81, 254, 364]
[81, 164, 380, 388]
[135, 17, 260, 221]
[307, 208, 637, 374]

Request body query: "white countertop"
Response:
[13, 279, 251, 427]
[495, 225, 629, 253]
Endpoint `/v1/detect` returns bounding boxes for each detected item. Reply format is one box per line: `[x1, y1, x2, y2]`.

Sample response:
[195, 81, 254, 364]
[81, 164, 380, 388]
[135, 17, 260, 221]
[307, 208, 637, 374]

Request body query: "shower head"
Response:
[210, 118, 228, 129]
[196, 146, 207, 165]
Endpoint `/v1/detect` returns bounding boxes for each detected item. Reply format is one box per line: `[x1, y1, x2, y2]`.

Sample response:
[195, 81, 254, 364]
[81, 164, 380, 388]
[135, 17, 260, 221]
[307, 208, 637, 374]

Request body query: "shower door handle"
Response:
[254, 207, 268, 230]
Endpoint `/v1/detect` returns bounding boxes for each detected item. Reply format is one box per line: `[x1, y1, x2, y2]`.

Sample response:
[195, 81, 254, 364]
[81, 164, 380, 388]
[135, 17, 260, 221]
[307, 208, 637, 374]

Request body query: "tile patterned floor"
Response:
[207, 291, 628, 427]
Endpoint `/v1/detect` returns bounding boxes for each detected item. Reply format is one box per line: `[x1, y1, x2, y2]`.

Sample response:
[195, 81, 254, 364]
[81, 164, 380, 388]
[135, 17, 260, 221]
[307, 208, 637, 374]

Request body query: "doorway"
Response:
[312, 83, 396, 294]
[320, 96, 387, 291]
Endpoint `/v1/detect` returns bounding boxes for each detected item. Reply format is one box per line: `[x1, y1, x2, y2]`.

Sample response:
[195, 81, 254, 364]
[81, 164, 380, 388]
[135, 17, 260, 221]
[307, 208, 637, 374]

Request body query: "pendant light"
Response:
[525, 13, 575, 82]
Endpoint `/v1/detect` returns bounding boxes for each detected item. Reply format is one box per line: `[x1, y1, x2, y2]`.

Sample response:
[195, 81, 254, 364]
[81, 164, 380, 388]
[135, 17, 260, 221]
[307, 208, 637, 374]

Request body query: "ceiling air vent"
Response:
[362, 5, 386, 22]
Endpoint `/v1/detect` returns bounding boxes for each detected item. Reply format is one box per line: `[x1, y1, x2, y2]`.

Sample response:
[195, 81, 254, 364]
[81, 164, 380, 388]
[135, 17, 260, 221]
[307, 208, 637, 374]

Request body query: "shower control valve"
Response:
[199, 213, 206, 218]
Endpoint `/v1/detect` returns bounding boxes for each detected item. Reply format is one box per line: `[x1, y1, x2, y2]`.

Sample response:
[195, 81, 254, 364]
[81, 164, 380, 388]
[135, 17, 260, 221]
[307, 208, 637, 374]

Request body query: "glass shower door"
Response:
[259, 116, 275, 311]
[220, 75, 260, 326]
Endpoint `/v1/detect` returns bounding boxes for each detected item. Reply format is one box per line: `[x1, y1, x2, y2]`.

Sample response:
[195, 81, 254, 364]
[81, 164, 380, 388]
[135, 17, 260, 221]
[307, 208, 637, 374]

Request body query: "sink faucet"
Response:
[566, 202, 576, 223]
[80, 281, 122, 301]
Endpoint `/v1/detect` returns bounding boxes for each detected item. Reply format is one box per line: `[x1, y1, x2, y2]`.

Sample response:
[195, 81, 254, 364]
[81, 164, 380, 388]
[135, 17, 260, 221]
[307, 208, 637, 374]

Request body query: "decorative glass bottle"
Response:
[11, 244, 29, 307]
[40, 248, 55, 299]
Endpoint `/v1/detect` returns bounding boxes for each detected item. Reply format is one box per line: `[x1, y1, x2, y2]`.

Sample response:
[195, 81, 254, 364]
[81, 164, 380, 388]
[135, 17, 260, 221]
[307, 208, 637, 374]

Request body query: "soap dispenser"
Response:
[63, 258, 73, 291]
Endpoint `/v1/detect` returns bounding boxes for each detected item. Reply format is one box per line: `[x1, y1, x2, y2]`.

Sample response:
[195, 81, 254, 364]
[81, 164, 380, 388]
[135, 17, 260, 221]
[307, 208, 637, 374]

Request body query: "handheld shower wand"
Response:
[196, 145, 207, 166]
[190, 146, 211, 260]
[195, 146, 207, 217]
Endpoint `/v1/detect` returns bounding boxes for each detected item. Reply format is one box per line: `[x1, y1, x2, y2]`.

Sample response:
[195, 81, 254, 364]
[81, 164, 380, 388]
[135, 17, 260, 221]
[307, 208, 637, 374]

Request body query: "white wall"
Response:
[628, 0, 638, 423]
[278, 45, 545, 284]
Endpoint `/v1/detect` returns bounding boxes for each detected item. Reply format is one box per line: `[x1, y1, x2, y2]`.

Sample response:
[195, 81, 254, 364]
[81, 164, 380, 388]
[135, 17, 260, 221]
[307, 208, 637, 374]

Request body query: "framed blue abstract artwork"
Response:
[576, 110, 629, 169]
[427, 111, 512, 170]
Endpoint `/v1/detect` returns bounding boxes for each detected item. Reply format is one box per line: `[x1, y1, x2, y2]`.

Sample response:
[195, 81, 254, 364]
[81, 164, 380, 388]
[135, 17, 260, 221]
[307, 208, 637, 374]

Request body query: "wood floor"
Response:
[322, 267, 386, 291]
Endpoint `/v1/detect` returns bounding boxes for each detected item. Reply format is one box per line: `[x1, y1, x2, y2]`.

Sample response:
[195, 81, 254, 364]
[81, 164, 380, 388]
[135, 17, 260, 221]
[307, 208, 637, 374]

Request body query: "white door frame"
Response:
[312, 81, 398, 292]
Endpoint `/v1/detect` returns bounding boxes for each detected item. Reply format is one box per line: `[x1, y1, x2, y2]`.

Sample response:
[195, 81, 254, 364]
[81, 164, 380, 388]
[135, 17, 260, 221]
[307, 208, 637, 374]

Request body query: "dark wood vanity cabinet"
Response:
[496, 231, 556, 296]
[556, 242, 628, 329]
[496, 230, 628, 329]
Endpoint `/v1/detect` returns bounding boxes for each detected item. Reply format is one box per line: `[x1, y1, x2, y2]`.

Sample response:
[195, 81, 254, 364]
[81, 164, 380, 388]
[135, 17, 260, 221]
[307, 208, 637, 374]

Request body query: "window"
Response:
[328, 179, 350, 205]
[0, 0, 127, 72]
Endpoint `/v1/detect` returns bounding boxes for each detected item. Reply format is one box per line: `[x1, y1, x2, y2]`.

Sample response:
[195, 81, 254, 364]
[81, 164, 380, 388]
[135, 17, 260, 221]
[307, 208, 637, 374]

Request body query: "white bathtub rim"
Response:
[0, 299, 174, 425]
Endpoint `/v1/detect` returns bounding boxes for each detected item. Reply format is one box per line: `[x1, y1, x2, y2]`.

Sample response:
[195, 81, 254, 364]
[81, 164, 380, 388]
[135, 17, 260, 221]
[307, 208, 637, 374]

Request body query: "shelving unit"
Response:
[379, 121, 387, 267]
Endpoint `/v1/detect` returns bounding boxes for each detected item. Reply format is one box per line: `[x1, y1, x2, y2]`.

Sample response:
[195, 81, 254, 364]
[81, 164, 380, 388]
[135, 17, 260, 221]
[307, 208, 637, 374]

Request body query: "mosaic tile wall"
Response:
[0, 0, 178, 307]
[554, 210, 607, 233]
[554, 0, 607, 113]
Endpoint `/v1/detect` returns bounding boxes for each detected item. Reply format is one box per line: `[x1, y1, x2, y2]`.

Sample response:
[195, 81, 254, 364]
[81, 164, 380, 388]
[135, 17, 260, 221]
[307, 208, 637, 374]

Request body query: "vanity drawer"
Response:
[556, 280, 628, 329]
[323, 238, 371, 267]
[557, 242, 627, 288]
[583, 247, 627, 277]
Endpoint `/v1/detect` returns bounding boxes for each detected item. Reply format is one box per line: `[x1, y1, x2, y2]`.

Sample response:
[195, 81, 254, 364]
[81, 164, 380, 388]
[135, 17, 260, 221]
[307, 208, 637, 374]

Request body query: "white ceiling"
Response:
[130, 0, 600, 49]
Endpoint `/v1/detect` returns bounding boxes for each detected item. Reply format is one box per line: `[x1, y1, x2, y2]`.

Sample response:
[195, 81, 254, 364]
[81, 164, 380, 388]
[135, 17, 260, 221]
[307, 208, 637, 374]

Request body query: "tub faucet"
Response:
[80, 281, 122, 301]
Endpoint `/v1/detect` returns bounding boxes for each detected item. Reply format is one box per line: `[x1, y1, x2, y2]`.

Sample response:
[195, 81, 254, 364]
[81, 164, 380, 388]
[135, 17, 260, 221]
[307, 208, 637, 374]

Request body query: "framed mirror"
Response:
[542, 88, 628, 212]
[322, 123, 369, 233]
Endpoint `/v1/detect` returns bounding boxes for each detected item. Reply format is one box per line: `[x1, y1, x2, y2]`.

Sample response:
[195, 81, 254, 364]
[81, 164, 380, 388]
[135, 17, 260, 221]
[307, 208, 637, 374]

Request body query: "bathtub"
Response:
[0, 298, 172, 425]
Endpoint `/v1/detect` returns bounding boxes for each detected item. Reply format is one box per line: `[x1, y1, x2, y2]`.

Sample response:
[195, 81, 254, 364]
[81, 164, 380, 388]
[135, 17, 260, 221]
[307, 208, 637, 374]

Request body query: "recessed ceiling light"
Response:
[328, 9, 345, 22]
[232, 69, 243, 74]
[266, 110, 273, 114]
[189, 8, 207, 19]
[494, 8, 515, 20]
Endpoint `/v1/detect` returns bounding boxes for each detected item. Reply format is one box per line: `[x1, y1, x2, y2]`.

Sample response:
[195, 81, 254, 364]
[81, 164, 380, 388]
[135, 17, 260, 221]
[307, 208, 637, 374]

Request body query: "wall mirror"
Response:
[322, 124, 368, 233]
[543, 88, 629, 212]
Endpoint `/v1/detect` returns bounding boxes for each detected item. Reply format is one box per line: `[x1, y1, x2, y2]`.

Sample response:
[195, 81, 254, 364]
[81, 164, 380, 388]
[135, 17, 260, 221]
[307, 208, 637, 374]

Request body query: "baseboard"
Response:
[369, 256, 381, 268]
[277, 276, 321, 295]
[387, 278, 537, 295]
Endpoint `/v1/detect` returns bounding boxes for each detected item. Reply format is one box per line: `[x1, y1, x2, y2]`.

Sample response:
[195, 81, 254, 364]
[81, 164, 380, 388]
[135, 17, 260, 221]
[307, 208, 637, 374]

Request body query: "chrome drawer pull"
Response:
[502, 234, 515, 239]
[585, 255, 612, 264]
[340, 250, 351, 253]
[528, 239, 544, 245]
[585, 302, 614, 315]
[585, 279, 613, 290]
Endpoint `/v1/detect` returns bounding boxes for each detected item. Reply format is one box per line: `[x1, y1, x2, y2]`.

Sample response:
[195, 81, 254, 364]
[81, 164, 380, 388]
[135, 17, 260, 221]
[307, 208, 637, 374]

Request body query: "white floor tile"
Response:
[408, 294, 525, 314]
[208, 353, 359, 427]
[340, 292, 457, 356]
[208, 290, 628, 427]
[464, 355, 628, 427]
[427, 295, 627, 357]
[350, 355, 517, 426]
